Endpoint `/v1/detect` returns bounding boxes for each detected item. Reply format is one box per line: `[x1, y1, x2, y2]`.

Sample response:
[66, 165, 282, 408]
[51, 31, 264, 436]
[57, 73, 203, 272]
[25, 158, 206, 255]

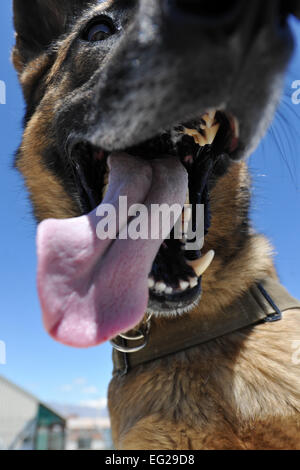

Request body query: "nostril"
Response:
[164, 0, 243, 27]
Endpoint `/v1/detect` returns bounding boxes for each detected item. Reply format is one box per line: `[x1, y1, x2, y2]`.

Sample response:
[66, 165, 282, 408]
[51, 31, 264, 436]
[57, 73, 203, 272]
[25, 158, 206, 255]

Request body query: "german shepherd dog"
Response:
[13, 0, 300, 449]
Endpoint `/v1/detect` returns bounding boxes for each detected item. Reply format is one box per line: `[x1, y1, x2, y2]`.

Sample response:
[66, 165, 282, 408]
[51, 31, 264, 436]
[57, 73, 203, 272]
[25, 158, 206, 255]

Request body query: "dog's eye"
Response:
[83, 18, 115, 42]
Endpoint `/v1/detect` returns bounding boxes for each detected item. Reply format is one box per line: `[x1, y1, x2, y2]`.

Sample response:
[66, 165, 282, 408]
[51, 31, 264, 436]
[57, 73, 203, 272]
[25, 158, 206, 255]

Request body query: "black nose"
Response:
[163, 0, 243, 29]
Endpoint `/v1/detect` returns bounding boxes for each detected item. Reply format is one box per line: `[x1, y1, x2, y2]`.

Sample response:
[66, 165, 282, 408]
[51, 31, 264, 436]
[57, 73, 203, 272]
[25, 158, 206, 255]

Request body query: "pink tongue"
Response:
[37, 153, 188, 347]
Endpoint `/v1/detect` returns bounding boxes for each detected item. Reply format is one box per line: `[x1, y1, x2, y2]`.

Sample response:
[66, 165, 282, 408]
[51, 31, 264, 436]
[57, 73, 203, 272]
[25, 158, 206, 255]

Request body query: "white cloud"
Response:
[82, 386, 99, 395]
[80, 397, 108, 409]
[73, 377, 87, 386]
[60, 384, 73, 393]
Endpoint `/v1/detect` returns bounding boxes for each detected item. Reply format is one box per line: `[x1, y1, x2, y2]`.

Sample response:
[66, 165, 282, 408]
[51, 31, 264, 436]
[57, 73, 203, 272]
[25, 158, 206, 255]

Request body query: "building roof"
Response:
[0, 375, 66, 424]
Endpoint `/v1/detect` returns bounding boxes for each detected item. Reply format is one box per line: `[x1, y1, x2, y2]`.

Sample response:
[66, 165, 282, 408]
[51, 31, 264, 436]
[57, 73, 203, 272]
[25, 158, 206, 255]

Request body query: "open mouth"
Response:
[70, 110, 239, 314]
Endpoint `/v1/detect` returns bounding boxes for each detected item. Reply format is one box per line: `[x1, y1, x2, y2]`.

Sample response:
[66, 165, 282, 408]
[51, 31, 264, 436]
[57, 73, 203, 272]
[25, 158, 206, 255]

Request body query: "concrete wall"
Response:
[0, 376, 38, 449]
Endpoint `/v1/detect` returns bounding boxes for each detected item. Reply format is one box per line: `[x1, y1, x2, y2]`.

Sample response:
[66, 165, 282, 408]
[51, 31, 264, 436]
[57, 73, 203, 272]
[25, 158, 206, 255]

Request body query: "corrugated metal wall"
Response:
[0, 377, 38, 449]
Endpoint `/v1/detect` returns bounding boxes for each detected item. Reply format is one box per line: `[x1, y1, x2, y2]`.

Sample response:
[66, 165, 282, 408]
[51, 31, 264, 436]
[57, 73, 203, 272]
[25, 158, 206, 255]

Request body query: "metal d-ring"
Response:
[119, 331, 145, 341]
[110, 314, 153, 354]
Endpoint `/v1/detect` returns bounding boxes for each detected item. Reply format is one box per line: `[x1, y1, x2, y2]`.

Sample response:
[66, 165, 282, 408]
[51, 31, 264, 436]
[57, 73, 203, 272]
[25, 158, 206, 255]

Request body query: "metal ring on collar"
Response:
[110, 330, 148, 354]
[119, 331, 145, 341]
[110, 314, 153, 354]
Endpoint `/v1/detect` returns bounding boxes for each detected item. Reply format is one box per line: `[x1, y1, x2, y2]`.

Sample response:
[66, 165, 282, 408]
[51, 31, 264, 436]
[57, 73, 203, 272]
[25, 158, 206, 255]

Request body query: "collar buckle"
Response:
[257, 283, 283, 323]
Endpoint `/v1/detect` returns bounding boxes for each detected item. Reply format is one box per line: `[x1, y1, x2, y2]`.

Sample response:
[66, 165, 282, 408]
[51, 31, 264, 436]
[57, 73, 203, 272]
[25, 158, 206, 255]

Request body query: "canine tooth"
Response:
[202, 110, 216, 129]
[186, 191, 190, 205]
[183, 222, 189, 234]
[184, 207, 192, 222]
[183, 127, 206, 146]
[148, 278, 155, 289]
[179, 280, 190, 291]
[187, 250, 215, 278]
[208, 109, 217, 121]
[206, 122, 220, 145]
[189, 277, 198, 289]
[183, 124, 221, 147]
[233, 116, 240, 138]
[165, 287, 173, 295]
[155, 282, 167, 293]
[197, 135, 209, 147]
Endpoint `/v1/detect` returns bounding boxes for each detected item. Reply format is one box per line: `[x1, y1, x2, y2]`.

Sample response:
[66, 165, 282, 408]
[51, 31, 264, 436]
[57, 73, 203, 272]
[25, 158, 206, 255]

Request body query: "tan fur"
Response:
[13, 3, 113, 222]
[15, 49, 80, 221]
[108, 163, 300, 450]
[196, 162, 275, 314]
[17, 100, 78, 221]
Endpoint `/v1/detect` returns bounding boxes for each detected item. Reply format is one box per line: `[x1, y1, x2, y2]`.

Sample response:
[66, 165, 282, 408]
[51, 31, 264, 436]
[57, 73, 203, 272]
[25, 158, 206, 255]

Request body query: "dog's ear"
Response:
[13, 0, 91, 66]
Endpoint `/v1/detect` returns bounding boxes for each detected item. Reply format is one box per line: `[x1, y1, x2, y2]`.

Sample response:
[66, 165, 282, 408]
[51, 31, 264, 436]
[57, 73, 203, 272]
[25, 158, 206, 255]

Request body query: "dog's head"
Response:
[13, 0, 300, 347]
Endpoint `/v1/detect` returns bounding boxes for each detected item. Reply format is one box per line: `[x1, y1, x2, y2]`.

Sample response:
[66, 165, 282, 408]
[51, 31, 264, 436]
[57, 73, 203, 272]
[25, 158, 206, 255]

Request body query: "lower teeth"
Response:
[148, 250, 215, 296]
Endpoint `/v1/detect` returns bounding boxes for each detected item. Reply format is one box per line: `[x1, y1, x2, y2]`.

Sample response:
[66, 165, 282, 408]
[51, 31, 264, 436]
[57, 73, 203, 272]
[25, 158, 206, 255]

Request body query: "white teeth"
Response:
[148, 281, 173, 295]
[155, 282, 167, 293]
[202, 110, 217, 129]
[148, 250, 215, 297]
[206, 122, 220, 145]
[233, 116, 240, 139]
[209, 110, 217, 124]
[186, 191, 190, 205]
[183, 114, 220, 147]
[187, 250, 215, 278]
[189, 277, 198, 289]
[165, 287, 173, 295]
[179, 280, 190, 291]
[180, 231, 188, 243]
[183, 222, 189, 234]
[184, 128, 208, 147]
[184, 207, 192, 223]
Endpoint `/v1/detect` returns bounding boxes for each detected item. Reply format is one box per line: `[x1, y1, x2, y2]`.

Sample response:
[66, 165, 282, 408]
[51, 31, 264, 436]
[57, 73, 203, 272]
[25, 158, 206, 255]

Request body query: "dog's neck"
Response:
[138, 160, 276, 328]
[112, 160, 295, 376]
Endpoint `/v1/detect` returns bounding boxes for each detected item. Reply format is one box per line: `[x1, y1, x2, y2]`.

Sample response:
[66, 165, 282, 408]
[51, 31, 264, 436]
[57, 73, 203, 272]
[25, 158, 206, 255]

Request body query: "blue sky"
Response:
[0, 3, 299, 407]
